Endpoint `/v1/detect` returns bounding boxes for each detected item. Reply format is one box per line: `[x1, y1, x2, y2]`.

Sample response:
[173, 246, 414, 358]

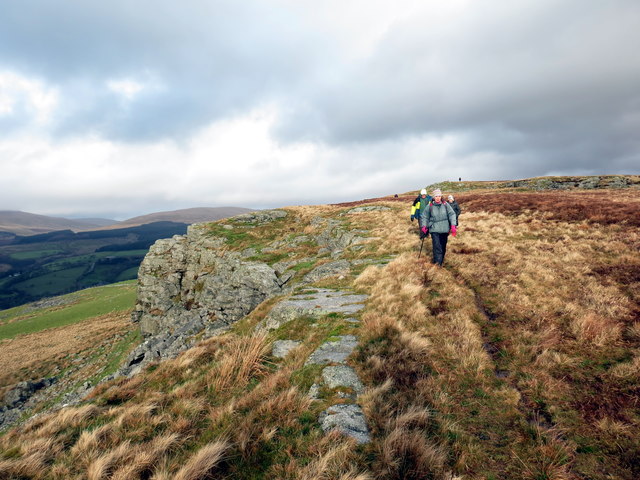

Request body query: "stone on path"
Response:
[322, 365, 364, 393]
[287, 289, 367, 313]
[305, 335, 358, 366]
[319, 404, 371, 444]
[258, 289, 367, 331]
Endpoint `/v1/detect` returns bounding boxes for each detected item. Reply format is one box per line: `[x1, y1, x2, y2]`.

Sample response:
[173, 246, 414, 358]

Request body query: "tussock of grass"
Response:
[173, 440, 229, 480]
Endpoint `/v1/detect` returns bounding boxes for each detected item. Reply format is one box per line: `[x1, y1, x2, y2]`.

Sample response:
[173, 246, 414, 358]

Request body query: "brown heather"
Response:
[1, 186, 638, 479]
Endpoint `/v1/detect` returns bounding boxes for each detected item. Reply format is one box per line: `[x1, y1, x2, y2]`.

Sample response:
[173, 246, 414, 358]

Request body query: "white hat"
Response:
[420, 188, 427, 195]
[448, 195, 454, 201]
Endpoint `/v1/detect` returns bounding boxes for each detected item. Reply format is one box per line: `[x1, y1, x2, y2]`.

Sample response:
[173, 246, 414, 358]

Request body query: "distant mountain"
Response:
[0, 207, 256, 236]
[108, 207, 255, 229]
[0, 211, 117, 236]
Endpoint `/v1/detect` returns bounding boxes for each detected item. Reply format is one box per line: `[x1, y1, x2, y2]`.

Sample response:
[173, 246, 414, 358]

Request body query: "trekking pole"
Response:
[418, 236, 425, 258]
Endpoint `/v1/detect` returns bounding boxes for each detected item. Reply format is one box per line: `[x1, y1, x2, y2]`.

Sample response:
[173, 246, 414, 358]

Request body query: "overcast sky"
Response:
[1, 0, 639, 219]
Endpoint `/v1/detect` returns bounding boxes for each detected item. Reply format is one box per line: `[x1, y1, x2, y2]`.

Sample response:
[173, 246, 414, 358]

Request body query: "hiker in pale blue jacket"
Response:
[420, 189, 457, 266]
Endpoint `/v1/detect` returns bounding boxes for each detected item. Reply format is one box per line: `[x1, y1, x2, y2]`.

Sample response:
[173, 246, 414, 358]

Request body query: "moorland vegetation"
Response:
[0, 178, 638, 479]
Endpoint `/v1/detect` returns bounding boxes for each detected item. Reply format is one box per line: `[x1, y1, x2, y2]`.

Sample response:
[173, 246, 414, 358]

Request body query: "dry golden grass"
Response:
[173, 440, 229, 480]
[348, 193, 640, 478]
[440, 192, 640, 478]
[206, 333, 270, 393]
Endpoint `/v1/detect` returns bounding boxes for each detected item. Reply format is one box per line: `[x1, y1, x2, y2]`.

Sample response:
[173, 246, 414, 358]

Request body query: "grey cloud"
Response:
[273, 1, 640, 175]
[0, 0, 327, 142]
[0, 0, 638, 210]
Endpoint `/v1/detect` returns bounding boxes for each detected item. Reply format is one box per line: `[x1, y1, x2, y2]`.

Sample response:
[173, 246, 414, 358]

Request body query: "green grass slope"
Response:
[0, 281, 137, 341]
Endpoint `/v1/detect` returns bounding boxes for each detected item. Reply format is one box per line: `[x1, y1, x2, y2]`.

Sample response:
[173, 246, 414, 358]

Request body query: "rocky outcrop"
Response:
[133, 214, 292, 335]
[133, 234, 285, 337]
[119, 208, 375, 376]
[312, 217, 369, 256]
[123, 210, 292, 374]
[501, 176, 632, 190]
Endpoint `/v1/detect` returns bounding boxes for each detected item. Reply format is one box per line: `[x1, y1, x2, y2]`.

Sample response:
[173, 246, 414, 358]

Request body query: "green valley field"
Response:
[0, 222, 188, 310]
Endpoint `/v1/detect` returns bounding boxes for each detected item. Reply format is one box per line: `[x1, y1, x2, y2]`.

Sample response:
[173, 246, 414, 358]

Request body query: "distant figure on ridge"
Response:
[448, 195, 461, 226]
[420, 189, 457, 266]
[458, 177, 461, 182]
[410, 189, 432, 229]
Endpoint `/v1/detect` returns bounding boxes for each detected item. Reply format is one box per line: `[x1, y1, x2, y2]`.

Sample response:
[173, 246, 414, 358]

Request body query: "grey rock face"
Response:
[319, 404, 371, 444]
[608, 176, 630, 188]
[578, 177, 600, 189]
[134, 219, 288, 338]
[127, 211, 290, 374]
[3, 378, 56, 409]
[272, 340, 301, 358]
[322, 365, 364, 393]
[305, 335, 359, 366]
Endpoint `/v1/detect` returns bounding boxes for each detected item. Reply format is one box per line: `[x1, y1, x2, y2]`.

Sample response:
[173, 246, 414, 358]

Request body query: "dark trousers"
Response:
[431, 232, 449, 265]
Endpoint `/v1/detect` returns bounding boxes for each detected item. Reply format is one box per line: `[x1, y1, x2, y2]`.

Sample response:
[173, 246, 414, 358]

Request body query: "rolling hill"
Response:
[109, 207, 255, 228]
[0, 211, 116, 236]
[0, 207, 256, 236]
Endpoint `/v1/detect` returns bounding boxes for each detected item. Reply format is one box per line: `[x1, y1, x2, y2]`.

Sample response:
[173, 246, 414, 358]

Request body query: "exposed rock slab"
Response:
[1, 378, 57, 431]
[314, 219, 369, 256]
[233, 210, 288, 223]
[305, 335, 359, 366]
[258, 289, 367, 331]
[322, 365, 364, 393]
[319, 404, 371, 444]
[272, 340, 301, 358]
[286, 290, 367, 313]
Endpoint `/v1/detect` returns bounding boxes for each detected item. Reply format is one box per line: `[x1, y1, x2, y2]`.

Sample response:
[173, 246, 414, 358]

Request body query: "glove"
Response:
[410, 215, 415, 222]
[421, 226, 428, 235]
[451, 225, 457, 237]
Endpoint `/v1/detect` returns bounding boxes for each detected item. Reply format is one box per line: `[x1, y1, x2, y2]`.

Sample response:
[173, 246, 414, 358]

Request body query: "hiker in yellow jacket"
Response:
[410, 189, 432, 225]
